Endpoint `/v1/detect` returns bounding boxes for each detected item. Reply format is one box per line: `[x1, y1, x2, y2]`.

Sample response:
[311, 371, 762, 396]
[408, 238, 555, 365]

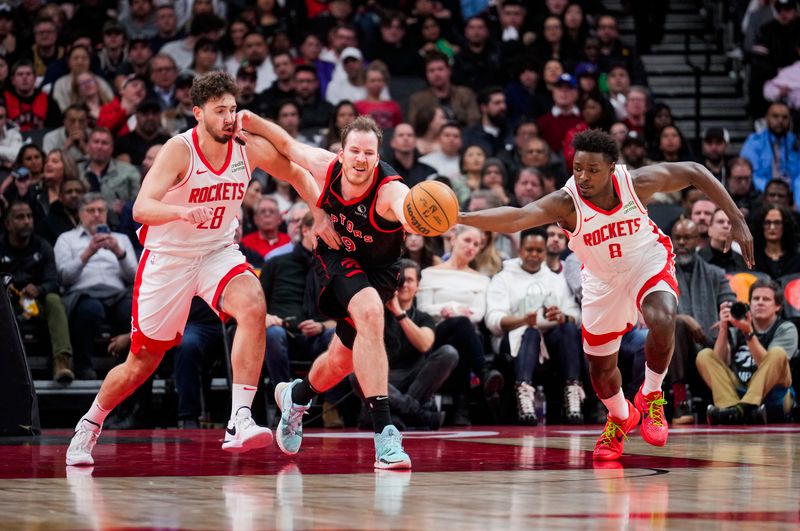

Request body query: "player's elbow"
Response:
[132, 199, 145, 224]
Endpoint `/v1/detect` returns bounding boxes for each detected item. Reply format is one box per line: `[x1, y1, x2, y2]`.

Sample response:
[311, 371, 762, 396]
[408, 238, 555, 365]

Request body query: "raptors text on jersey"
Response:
[316, 158, 405, 268]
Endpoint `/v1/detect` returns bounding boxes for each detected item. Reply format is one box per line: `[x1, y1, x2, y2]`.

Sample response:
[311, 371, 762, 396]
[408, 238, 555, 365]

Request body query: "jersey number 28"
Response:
[197, 206, 225, 230]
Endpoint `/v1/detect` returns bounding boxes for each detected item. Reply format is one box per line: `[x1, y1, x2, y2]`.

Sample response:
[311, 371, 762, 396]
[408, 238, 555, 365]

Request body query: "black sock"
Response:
[366, 395, 392, 433]
[291, 378, 319, 405]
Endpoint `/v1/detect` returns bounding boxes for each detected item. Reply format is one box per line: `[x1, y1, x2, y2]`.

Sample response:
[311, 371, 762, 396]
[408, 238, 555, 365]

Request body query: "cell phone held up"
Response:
[95, 224, 110, 234]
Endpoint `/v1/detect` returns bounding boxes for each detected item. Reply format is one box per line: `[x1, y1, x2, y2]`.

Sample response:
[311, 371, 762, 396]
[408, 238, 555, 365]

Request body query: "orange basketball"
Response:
[403, 180, 459, 236]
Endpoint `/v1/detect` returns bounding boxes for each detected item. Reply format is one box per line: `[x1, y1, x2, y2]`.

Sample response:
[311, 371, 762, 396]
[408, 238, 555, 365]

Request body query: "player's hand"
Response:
[678, 314, 707, 343]
[181, 206, 213, 224]
[726, 216, 754, 269]
[234, 110, 253, 144]
[298, 319, 324, 337]
[311, 207, 341, 250]
[265, 314, 283, 328]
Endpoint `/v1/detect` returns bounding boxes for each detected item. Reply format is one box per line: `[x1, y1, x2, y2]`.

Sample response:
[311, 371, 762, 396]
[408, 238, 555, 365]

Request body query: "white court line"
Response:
[306, 430, 499, 440]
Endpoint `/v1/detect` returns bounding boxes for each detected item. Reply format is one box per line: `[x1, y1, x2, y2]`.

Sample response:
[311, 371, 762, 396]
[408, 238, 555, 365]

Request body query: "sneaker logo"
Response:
[226, 425, 236, 436]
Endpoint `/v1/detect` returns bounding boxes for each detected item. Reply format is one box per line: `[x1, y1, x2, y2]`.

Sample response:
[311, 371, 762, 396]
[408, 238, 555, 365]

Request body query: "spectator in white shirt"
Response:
[54, 193, 137, 379]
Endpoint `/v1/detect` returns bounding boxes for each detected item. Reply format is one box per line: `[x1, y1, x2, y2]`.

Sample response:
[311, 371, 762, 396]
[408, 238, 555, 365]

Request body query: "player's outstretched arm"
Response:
[235, 109, 334, 181]
[632, 161, 754, 267]
[377, 181, 421, 234]
[133, 138, 212, 226]
[245, 133, 341, 249]
[457, 190, 574, 233]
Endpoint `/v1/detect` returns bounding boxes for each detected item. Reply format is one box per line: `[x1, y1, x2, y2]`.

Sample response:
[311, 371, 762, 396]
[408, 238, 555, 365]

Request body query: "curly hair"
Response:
[340, 115, 383, 149]
[572, 129, 618, 163]
[190, 71, 239, 108]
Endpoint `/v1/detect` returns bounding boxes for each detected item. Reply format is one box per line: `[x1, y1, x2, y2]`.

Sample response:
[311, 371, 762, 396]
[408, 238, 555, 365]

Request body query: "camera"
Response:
[96, 224, 110, 234]
[730, 301, 750, 320]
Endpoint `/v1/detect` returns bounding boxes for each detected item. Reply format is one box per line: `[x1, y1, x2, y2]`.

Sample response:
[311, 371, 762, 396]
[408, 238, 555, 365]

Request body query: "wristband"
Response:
[745, 330, 755, 341]
[395, 312, 408, 321]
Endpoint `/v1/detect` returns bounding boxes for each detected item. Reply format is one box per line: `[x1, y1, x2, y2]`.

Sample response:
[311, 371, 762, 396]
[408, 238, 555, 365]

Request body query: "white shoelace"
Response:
[517, 383, 535, 416]
[565, 384, 586, 414]
[72, 428, 98, 452]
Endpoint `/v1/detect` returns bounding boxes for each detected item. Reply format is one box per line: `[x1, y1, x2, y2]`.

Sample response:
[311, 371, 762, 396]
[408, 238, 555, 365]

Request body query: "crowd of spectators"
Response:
[0, 0, 798, 428]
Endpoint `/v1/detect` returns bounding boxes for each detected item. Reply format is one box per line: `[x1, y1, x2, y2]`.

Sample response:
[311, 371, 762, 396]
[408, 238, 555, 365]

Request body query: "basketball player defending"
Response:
[66, 72, 339, 465]
[460, 130, 754, 460]
[235, 111, 419, 469]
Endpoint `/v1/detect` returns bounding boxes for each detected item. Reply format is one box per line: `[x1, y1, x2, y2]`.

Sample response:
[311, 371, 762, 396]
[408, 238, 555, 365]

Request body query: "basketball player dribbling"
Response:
[66, 72, 339, 466]
[459, 130, 754, 460]
[235, 112, 423, 469]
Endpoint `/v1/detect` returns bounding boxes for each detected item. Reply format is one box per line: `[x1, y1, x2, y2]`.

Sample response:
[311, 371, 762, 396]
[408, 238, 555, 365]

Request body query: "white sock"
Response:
[642, 364, 667, 395]
[79, 397, 109, 432]
[601, 389, 629, 420]
[230, 383, 257, 422]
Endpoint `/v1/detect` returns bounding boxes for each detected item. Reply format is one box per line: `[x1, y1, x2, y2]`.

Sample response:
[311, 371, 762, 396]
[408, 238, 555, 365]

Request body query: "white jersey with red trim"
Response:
[560, 164, 674, 282]
[136, 127, 251, 256]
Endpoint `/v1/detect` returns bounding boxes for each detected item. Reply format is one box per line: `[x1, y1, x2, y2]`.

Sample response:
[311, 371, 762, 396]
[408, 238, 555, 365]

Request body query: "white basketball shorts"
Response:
[580, 256, 678, 357]
[130, 244, 255, 354]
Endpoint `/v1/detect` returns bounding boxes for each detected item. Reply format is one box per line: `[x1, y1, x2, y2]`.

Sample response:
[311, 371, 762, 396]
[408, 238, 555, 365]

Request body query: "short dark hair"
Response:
[340, 115, 383, 149]
[572, 129, 619, 163]
[477, 86, 504, 107]
[11, 58, 34, 77]
[440, 121, 461, 135]
[749, 277, 783, 307]
[190, 71, 239, 108]
[765, 178, 794, 206]
[60, 176, 86, 194]
[399, 257, 421, 276]
[423, 51, 450, 68]
[294, 64, 318, 78]
[520, 227, 547, 242]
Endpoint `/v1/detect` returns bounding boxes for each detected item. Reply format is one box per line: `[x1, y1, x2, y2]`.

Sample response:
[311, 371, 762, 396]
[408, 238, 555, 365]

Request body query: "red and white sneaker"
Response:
[593, 400, 641, 461]
[634, 385, 669, 447]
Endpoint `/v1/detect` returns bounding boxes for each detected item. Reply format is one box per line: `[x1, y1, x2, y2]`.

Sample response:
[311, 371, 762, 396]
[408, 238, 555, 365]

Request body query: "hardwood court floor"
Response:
[1, 425, 799, 530]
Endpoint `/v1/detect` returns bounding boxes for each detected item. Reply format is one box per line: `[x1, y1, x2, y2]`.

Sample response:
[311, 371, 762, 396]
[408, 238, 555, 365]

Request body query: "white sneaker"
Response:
[66, 421, 100, 466]
[222, 408, 273, 453]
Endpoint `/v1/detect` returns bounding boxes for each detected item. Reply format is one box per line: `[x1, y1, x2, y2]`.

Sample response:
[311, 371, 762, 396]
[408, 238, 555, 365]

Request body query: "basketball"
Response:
[403, 181, 459, 236]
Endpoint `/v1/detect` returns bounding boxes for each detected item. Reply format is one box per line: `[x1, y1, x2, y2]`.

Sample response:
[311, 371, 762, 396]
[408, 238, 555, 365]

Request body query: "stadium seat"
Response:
[647, 203, 684, 232]
[778, 273, 800, 320]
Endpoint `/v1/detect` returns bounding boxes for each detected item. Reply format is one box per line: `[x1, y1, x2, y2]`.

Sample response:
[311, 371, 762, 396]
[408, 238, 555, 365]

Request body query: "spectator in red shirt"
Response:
[354, 62, 403, 130]
[536, 73, 582, 154]
[240, 195, 290, 258]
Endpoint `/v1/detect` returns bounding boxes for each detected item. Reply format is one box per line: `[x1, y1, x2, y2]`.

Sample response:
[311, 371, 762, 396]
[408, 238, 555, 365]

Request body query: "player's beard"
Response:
[206, 122, 232, 144]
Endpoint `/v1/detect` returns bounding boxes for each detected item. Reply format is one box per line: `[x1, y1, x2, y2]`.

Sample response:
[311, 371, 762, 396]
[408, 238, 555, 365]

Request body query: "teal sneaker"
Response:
[374, 425, 411, 470]
[274, 379, 310, 455]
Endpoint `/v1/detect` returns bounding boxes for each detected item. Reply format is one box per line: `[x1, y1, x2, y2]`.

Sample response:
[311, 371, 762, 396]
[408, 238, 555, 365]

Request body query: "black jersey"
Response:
[316, 158, 405, 268]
